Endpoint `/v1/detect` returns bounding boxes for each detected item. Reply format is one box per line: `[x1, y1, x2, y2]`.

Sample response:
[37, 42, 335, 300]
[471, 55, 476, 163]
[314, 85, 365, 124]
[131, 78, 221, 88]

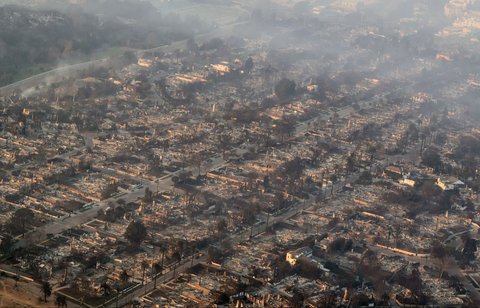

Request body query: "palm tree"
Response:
[152, 262, 162, 289]
[140, 260, 149, 285]
[159, 243, 167, 275]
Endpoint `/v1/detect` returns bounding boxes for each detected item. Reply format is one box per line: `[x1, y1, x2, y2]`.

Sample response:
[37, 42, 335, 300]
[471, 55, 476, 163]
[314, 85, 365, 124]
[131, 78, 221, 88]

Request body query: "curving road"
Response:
[0, 58, 110, 96]
[0, 3, 249, 97]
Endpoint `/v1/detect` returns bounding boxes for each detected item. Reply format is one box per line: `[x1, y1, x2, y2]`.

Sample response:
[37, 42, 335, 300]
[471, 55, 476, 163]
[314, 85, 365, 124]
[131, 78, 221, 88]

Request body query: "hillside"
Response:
[0, 3, 197, 87]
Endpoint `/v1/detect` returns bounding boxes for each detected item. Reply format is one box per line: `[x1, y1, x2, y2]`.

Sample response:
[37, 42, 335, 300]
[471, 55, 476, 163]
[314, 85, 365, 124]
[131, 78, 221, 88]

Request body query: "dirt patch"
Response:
[0, 277, 56, 307]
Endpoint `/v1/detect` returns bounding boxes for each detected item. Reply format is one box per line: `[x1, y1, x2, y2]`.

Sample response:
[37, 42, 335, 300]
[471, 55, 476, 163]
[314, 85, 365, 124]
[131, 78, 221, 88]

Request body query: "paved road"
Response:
[19, 148, 238, 247]
[369, 244, 480, 304]
[110, 136, 442, 308]
[0, 3, 439, 306]
[0, 59, 110, 96]
[78, 86, 407, 306]
[75, 137, 397, 308]
[108, 186, 319, 308]
[11, 9, 250, 245]
[0, 15, 248, 97]
[108, 102, 424, 307]
[112, 145, 418, 307]
[96, 99, 367, 307]
[20, 174, 173, 246]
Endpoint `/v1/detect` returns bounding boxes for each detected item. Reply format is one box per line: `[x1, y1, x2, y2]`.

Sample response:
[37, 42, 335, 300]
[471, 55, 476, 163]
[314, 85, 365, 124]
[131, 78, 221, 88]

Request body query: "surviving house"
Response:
[286, 247, 313, 266]
[436, 176, 465, 191]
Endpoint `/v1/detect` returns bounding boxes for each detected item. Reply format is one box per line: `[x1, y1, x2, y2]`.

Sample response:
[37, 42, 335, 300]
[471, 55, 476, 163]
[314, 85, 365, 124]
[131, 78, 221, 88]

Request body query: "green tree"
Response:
[143, 187, 153, 204]
[101, 183, 118, 199]
[55, 294, 67, 307]
[274, 78, 296, 101]
[6, 208, 34, 237]
[216, 218, 228, 234]
[346, 153, 356, 173]
[42, 281, 52, 302]
[422, 148, 442, 171]
[120, 269, 130, 284]
[213, 291, 230, 305]
[0, 235, 14, 255]
[431, 242, 450, 278]
[274, 118, 296, 143]
[463, 238, 477, 262]
[124, 220, 147, 247]
[244, 57, 254, 73]
[121, 50, 137, 65]
[100, 281, 111, 297]
[356, 171, 373, 185]
[290, 289, 305, 308]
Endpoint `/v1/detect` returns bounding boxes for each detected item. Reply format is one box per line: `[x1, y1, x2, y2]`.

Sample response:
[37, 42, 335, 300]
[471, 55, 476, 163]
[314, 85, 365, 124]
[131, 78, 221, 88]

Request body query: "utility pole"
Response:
[191, 249, 195, 267]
